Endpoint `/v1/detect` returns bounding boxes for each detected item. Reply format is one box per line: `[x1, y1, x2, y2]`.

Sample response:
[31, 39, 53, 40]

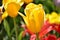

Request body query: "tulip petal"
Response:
[2, 11, 8, 20]
[6, 2, 20, 17]
[31, 7, 44, 33]
[24, 3, 36, 16]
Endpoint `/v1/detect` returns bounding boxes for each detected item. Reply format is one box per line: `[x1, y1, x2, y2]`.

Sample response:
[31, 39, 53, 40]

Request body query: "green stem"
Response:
[13, 18, 18, 40]
[36, 33, 39, 40]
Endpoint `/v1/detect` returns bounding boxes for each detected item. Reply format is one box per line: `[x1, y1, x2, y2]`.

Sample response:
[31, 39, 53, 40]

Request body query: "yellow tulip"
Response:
[2, 11, 8, 20]
[19, 3, 45, 33]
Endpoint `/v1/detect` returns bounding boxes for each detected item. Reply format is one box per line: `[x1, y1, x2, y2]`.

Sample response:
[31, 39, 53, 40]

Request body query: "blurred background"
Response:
[0, 0, 60, 40]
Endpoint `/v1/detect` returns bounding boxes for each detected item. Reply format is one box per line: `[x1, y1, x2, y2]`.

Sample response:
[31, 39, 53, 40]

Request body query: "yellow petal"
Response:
[3, 0, 17, 9]
[49, 12, 58, 24]
[24, 3, 36, 16]
[28, 13, 36, 33]
[6, 2, 20, 17]
[2, 11, 8, 20]
[51, 12, 58, 17]
[31, 7, 44, 33]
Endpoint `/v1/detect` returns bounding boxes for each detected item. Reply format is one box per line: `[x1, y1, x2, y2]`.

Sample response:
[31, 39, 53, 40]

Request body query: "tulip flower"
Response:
[1, 0, 24, 19]
[19, 3, 45, 40]
[1, 2, 20, 18]
[19, 3, 45, 34]
[20, 11, 60, 40]
[0, 0, 24, 24]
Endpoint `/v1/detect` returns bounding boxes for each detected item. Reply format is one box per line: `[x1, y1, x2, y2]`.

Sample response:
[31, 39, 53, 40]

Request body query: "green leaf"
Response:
[11, 27, 15, 35]
[34, 0, 40, 4]
[18, 31, 24, 40]
[3, 19, 11, 37]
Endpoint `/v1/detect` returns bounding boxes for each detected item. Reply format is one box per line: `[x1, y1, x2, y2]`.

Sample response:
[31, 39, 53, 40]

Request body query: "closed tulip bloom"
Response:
[19, 3, 45, 33]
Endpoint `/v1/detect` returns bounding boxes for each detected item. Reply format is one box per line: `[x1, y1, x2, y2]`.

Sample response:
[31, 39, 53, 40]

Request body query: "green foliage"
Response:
[18, 31, 24, 40]
[3, 19, 11, 38]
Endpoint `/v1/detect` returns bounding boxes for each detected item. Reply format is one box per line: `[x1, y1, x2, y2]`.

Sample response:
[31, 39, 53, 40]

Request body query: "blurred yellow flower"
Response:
[2, 2, 20, 18]
[0, 0, 24, 24]
[1, 0, 24, 18]
[6, 2, 20, 17]
[45, 13, 50, 20]
[19, 3, 45, 33]
[2, 11, 8, 20]
[46, 12, 60, 24]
